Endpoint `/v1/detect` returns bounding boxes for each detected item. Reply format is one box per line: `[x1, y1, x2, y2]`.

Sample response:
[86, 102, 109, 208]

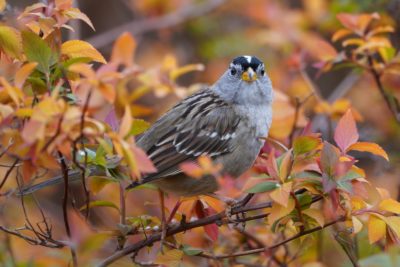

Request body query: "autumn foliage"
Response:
[0, 1, 400, 267]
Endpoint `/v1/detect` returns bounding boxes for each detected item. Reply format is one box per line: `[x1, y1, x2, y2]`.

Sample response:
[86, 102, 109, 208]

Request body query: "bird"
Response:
[18, 55, 274, 199]
[126, 55, 274, 197]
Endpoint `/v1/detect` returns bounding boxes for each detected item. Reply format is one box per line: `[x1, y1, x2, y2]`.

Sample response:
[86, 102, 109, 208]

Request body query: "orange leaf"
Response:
[268, 198, 295, 225]
[119, 105, 132, 138]
[279, 151, 292, 182]
[111, 32, 136, 67]
[368, 214, 386, 244]
[379, 198, 400, 214]
[270, 182, 292, 207]
[64, 8, 95, 30]
[61, 40, 106, 64]
[15, 62, 38, 88]
[98, 83, 116, 103]
[334, 109, 359, 152]
[347, 142, 389, 161]
[303, 209, 325, 228]
[332, 28, 353, 42]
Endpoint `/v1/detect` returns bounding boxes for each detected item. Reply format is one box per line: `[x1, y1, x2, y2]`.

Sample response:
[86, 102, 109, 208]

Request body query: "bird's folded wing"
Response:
[137, 90, 241, 183]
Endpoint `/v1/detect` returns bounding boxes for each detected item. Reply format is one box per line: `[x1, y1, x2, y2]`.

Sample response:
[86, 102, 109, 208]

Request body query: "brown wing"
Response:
[137, 90, 240, 183]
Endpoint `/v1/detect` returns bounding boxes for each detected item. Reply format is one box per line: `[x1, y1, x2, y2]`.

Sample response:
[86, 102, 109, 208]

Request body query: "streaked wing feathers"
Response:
[139, 90, 240, 182]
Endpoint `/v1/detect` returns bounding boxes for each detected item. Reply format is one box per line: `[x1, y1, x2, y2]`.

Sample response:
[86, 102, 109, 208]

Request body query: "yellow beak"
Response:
[241, 67, 257, 82]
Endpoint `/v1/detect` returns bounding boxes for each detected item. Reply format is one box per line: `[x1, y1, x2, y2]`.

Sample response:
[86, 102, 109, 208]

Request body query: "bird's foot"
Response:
[206, 193, 250, 228]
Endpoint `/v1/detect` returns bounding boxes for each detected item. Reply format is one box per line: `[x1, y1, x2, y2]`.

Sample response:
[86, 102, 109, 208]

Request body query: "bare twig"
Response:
[0, 158, 18, 191]
[58, 151, 78, 267]
[0, 226, 65, 248]
[85, 0, 226, 49]
[72, 89, 92, 219]
[367, 55, 400, 123]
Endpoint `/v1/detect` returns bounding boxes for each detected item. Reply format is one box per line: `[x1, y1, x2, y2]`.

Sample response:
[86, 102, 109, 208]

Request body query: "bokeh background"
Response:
[1, 0, 400, 266]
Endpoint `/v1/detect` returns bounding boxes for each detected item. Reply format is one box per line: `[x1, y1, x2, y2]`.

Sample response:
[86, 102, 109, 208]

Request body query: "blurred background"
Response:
[1, 0, 400, 266]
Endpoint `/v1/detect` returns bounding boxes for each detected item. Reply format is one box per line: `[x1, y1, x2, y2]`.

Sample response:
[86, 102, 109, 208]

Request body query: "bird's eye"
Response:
[260, 69, 265, 76]
[230, 68, 237, 76]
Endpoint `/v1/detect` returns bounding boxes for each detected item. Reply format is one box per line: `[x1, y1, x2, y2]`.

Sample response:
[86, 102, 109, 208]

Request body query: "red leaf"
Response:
[204, 222, 219, 242]
[132, 146, 157, 174]
[193, 200, 219, 241]
[334, 109, 359, 152]
[203, 206, 218, 241]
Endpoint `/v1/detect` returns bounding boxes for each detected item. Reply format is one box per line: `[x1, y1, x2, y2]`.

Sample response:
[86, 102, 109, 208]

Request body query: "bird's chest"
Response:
[221, 104, 272, 176]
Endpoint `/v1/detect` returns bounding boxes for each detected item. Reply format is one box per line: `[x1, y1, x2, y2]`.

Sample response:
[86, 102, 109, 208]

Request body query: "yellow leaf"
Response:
[347, 142, 389, 161]
[379, 198, 400, 214]
[0, 25, 22, 59]
[368, 215, 386, 244]
[15, 108, 33, 118]
[383, 216, 400, 239]
[270, 182, 292, 207]
[303, 209, 325, 227]
[111, 32, 136, 67]
[61, 40, 106, 64]
[268, 198, 295, 225]
[68, 63, 97, 80]
[0, 77, 23, 105]
[352, 216, 363, 234]
[170, 64, 205, 81]
[342, 38, 365, 47]
[15, 62, 38, 88]
[154, 249, 183, 267]
[351, 196, 366, 211]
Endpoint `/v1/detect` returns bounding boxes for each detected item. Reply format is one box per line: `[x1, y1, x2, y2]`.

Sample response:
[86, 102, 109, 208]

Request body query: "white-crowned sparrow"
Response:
[18, 55, 274, 197]
[127, 55, 274, 196]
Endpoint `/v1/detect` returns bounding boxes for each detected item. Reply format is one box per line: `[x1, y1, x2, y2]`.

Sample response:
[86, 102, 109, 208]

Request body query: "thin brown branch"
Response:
[85, 0, 226, 49]
[0, 158, 18, 191]
[367, 55, 400, 123]
[97, 195, 323, 266]
[72, 89, 92, 219]
[198, 216, 345, 259]
[58, 151, 78, 267]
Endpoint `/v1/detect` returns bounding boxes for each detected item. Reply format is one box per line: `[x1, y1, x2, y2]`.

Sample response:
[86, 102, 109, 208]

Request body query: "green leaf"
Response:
[293, 136, 320, 156]
[22, 31, 57, 73]
[129, 119, 150, 136]
[80, 200, 119, 212]
[293, 171, 322, 180]
[246, 181, 279, 193]
[0, 26, 22, 59]
[94, 145, 107, 167]
[340, 170, 363, 181]
[182, 245, 203, 256]
[297, 194, 313, 209]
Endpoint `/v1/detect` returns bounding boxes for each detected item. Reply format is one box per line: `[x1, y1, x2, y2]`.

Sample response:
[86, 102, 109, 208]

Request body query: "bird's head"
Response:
[213, 55, 273, 105]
